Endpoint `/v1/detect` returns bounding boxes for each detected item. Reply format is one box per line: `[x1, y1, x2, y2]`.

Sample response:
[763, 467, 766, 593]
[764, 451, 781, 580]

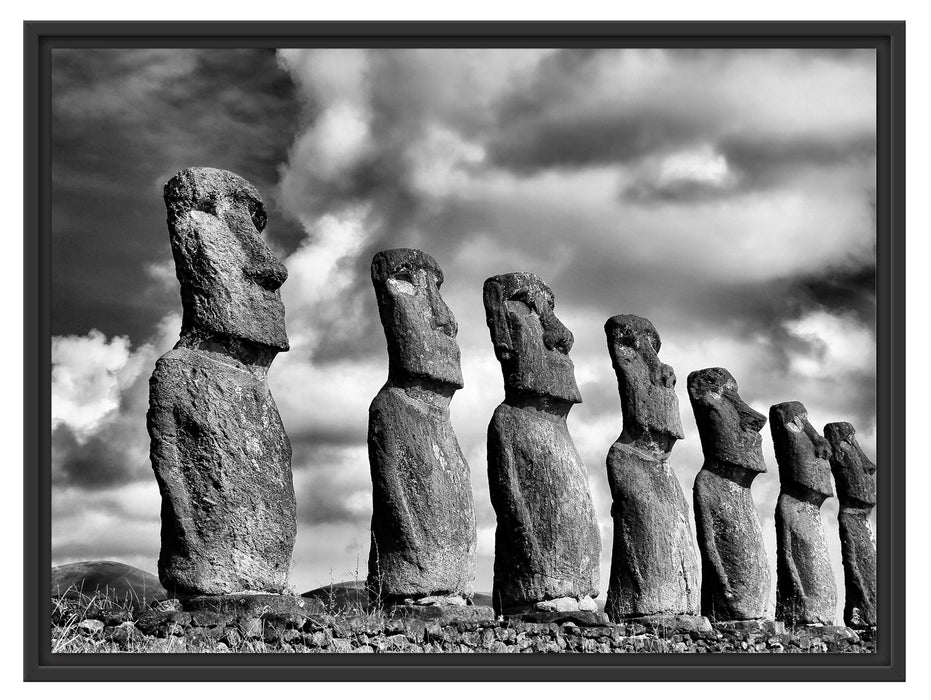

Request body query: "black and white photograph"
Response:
[24, 22, 906, 681]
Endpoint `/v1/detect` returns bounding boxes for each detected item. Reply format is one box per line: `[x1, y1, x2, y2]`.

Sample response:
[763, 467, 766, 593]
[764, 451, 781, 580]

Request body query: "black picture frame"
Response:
[24, 20, 905, 682]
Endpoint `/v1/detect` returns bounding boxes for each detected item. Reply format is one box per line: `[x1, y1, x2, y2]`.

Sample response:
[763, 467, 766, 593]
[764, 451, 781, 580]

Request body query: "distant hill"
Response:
[301, 580, 495, 612]
[301, 580, 368, 612]
[51, 561, 167, 608]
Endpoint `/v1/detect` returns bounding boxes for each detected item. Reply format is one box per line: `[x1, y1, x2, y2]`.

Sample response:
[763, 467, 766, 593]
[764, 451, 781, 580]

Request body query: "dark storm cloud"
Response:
[51, 423, 144, 489]
[276, 47, 876, 370]
[52, 48, 303, 345]
[294, 446, 370, 526]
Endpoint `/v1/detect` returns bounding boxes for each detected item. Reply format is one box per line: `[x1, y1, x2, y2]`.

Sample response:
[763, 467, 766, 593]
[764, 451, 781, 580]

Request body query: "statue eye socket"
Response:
[392, 270, 415, 284]
[510, 290, 535, 310]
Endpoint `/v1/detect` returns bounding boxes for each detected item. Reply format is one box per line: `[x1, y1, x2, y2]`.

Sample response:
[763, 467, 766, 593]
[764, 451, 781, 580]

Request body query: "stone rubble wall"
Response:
[53, 599, 875, 654]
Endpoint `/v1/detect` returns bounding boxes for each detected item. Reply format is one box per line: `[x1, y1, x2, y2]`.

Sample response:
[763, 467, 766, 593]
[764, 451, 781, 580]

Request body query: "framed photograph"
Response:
[24, 21, 905, 681]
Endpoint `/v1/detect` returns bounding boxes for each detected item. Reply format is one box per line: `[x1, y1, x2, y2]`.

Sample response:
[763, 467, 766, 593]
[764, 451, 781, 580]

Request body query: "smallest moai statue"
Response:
[771, 401, 837, 625]
[824, 422, 877, 628]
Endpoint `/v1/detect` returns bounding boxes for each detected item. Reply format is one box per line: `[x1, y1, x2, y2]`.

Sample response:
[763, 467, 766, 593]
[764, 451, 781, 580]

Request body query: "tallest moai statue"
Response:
[147, 167, 295, 596]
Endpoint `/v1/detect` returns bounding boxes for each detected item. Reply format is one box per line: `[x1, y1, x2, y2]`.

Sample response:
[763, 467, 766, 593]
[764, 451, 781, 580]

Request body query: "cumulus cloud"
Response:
[52, 49, 877, 620]
[51, 314, 180, 489]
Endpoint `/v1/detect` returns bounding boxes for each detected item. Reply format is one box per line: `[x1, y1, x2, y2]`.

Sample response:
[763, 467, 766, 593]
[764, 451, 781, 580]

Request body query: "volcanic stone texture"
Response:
[688, 367, 770, 622]
[604, 315, 700, 621]
[484, 272, 600, 616]
[367, 249, 476, 603]
[771, 401, 836, 625]
[825, 421, 877, 628]
[148, 167, 294, 596]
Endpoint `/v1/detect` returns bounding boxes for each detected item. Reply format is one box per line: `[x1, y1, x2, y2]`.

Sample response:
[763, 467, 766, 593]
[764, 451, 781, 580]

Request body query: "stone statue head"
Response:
[605, 315, 684, 450]
[164, 167, 289, 352]
[770, 401, 834, 500]
[824, 422, 876, 508]
[687, 367, 766, 474]
[371, 248, 463, 389]
[483, 272, 580, 405]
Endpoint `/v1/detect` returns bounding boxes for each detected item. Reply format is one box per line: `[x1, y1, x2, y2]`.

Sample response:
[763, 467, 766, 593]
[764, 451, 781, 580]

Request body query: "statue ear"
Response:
[483, 280, 513, 359]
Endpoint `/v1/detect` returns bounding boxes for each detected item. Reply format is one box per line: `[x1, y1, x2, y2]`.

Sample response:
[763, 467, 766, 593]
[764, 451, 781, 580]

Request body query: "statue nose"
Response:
[429, 286, 457, 337]
[658, 362, 676, 388]
[737, 399, 766, 432]
[253, 259, 288, 291]
[246, 244, 288, 291]
[543, 313, 573, 354]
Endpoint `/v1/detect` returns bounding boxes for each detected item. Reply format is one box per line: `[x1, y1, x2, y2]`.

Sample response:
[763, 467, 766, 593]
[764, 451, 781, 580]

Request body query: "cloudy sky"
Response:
[51, 48, 876, 619]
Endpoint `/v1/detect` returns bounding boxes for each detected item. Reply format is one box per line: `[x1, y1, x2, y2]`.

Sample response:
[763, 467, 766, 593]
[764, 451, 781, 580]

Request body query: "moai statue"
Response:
[771, 401, 836, 625]
[603, 315, 700, 622]
[824, 422, 876, 628]
[147, 167, 295, 596]
[484, 272, 601, 617]
[688, 367, 770, 621]
[367, 249, 477, 607]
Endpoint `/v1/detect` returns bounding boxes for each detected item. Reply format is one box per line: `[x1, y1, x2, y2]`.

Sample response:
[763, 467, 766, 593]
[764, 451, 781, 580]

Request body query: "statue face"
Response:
[825, 422, 876, 507]
[165, 167, 289, 351]
[770, 401, 834, 499]
[606, 315, 684, 447]
[372, 249, 463, 388]
[687, 367, 766, 473]
[483, 272, 581, 404]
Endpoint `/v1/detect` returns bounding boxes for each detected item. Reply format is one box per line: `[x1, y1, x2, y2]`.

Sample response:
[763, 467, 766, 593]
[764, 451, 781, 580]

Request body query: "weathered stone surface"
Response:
[534, 595, 598, 612]
[367, 249, 476, 603]
[509, 611, 610, 627]
[163, 167, 289, 352]
[603, 315, 699, 621]
[385, 604, 495, 623]
[714, 619, 784, 635]
[688, 367, 770, 621]
[406, 594, 467, 607]
[771, 401, 836, 625]
[484, 273, 600, 615]
[627, 614, 713, 635]
[825, 421, 876, 628]
[181, 593, 322, 623]
[148, 167, 294, 596]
